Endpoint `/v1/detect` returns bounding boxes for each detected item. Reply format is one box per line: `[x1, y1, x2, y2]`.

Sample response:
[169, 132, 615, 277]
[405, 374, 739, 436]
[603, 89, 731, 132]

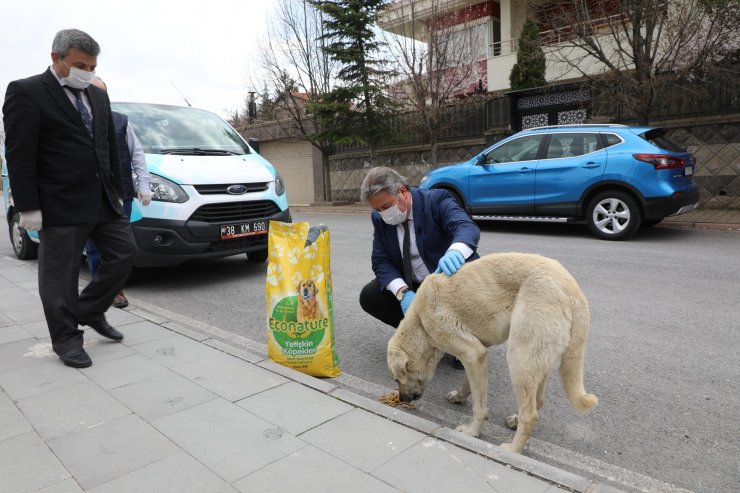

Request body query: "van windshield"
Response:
[111, 102, 250, 155]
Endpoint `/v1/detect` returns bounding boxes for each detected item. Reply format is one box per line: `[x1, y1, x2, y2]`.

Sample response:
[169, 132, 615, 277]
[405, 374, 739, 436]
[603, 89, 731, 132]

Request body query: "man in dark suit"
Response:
[359, 166, 480, 331]
[3, 28, 137, 368]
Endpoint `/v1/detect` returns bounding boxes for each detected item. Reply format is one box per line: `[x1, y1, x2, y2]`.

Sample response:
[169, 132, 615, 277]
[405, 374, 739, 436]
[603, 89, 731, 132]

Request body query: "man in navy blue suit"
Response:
[359, 167, 480, 331]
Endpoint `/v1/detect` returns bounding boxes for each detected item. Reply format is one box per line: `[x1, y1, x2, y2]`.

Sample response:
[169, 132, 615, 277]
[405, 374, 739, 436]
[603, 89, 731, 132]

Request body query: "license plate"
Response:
[220, 221, 268, 240]
[684, 166, 694, 176]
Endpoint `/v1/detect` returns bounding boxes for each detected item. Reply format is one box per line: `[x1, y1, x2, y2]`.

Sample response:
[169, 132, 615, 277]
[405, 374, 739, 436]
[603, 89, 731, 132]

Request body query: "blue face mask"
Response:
[60, 57, 95, 89]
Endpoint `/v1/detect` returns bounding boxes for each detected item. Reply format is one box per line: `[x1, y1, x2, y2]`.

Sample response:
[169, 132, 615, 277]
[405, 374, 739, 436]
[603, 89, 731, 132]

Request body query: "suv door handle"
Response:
[518, 167, 533, 173]
[582, 162, 601, 169]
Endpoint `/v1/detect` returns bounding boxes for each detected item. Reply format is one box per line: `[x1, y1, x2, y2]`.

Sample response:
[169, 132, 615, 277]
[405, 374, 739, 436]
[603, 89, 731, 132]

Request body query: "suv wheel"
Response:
[247, 249, 268, 263]
[9, 212, 39, 260]
[586, 191, 641, 240]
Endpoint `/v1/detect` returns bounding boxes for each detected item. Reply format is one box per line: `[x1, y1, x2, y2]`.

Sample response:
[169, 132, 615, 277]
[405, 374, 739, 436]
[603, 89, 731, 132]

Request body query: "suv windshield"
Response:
[639, 129, 685, 153]
[111, 102, 250, 155]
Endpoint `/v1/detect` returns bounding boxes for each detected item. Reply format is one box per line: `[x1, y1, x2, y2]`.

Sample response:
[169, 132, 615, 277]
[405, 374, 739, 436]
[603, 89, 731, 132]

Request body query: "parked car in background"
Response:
[2, 103, 291, 265]
[2, 144, 40, 260]
[419, 124, 699, 240]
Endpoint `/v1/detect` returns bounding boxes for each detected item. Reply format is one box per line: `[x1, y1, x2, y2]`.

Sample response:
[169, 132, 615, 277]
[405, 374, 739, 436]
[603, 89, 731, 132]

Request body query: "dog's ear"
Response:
[296, 282, 301, 295]
[388, 348, 409, 385]
[312, 282, 318, 296]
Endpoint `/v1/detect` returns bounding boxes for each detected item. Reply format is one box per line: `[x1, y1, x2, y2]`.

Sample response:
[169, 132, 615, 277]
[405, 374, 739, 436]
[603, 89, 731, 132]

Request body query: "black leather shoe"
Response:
[59, 347, 92, 368]
[79, 318, 124, 341]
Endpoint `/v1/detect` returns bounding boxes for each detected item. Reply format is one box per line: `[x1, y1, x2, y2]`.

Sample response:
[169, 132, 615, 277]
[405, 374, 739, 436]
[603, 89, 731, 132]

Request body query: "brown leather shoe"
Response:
[112, 291, 129, 309]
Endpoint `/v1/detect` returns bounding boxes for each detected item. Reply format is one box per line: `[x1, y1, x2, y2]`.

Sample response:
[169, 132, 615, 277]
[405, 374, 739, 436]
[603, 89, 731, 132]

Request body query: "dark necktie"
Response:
[66, 87, 93, 137]
[402, 220, 414, 287]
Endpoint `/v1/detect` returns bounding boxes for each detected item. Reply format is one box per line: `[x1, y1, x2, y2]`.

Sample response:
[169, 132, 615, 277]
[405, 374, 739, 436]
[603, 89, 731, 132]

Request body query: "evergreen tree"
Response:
[509, 18, 547, 91]
[309, 0, 393, 160]
[258, 85, 277, 122]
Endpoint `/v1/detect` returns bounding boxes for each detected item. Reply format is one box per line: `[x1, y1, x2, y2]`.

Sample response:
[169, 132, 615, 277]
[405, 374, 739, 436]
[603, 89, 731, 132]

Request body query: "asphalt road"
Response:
[3, 213, 738, 492]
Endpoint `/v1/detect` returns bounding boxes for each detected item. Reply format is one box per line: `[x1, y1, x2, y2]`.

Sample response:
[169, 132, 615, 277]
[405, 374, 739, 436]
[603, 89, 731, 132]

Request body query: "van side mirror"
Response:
[248, 138, 260, 154]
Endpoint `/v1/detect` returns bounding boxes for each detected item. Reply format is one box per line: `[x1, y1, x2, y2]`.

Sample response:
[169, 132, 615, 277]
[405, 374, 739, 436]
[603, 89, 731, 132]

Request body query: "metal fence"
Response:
[334, 97, 511, 152]
[590, 66, 740, 122]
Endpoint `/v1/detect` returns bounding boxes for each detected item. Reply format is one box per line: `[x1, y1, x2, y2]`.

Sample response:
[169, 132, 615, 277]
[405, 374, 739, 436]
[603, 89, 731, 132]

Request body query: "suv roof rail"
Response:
[523, 124, 629, 131]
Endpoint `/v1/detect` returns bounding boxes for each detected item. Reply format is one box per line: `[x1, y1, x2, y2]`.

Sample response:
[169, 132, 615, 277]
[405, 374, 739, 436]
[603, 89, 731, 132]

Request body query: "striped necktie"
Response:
[66, 87, 93, 137]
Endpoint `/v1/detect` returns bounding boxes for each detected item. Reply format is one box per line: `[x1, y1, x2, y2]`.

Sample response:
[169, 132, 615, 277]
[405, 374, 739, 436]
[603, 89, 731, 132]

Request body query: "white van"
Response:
[110, 102, 291, 266]
[4, 103, 289, 266]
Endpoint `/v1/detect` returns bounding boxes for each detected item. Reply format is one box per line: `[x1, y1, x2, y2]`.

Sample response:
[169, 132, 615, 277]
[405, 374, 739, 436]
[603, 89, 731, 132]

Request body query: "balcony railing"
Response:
[488, 39, 518, 58]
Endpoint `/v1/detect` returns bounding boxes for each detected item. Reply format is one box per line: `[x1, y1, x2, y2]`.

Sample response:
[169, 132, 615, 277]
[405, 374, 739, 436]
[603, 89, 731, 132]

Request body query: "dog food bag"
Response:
[266, 221, 340, 377]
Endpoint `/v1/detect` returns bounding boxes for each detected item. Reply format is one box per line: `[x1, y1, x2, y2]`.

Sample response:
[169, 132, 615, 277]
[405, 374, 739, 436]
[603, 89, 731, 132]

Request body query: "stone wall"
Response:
[329, 139, 490, 202]
[666, 120, 740, 210]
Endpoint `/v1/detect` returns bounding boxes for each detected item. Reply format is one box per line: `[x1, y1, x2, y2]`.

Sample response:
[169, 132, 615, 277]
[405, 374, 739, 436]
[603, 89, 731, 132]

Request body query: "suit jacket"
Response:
[2, 68, 123, 226]
[370, 187, 480, 291]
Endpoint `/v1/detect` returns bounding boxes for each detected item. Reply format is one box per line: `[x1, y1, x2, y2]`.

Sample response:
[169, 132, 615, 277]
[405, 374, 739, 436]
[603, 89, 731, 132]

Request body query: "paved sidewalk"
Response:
[0, 255, 624, 493]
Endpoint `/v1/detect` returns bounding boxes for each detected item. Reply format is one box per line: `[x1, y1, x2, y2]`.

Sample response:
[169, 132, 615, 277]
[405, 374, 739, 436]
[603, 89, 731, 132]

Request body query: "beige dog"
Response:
[296, 279, 323, 322]
[387, 252, 598, 453]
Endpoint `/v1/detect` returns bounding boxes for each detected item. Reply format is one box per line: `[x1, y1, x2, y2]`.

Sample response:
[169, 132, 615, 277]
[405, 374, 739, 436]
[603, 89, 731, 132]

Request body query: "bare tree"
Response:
[526, 0, 740, 124]
[380, 0, 487, 164]
[250, 0, 340, 202]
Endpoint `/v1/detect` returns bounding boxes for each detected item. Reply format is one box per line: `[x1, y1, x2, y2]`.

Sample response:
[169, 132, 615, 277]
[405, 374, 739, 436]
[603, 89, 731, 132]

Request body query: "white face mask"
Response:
[59, 57, 95, 89]
[379, 193, 408, 225]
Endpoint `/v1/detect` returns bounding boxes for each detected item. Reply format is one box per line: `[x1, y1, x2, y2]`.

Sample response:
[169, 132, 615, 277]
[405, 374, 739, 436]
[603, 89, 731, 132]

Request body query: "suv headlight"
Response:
[420, 175, 429, 186]
[275, 172, 286, 196]
[149, 174, 189, 203]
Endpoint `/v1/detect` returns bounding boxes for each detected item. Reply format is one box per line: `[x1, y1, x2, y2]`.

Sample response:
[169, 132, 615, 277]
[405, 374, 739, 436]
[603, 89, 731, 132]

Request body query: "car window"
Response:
[486, 135, 544, 164]
[545, 133, 600, 159]
[639, 128, 685, 152]
[602, 133, 622, 147]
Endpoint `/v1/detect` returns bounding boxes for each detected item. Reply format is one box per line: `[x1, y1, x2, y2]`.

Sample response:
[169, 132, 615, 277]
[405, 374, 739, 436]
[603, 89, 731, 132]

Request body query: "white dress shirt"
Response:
[386, 196, 473, 296]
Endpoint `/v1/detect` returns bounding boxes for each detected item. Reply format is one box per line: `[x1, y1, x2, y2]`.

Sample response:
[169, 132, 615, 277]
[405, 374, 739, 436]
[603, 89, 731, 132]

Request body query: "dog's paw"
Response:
[505, 414, 518, 430]
[455, 423, 480, 437]
[447, 390, 467, 404]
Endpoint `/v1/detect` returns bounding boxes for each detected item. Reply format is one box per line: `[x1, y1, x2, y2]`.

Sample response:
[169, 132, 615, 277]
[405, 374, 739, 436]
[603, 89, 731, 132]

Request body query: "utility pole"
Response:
[248, 92, 257, 124]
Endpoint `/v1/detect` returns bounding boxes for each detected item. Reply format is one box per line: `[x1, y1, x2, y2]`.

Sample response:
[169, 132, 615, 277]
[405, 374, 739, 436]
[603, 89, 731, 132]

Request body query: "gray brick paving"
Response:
[0, 249, 631, 492]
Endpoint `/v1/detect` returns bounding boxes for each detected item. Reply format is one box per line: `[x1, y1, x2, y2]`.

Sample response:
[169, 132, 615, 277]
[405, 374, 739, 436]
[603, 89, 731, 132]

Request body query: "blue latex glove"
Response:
[400, 290, 416, 315]
[434, 249, 465, 276]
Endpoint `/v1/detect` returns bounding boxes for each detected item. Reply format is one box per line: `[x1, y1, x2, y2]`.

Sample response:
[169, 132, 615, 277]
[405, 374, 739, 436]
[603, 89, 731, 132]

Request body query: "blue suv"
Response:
[419, 124, 699, 240]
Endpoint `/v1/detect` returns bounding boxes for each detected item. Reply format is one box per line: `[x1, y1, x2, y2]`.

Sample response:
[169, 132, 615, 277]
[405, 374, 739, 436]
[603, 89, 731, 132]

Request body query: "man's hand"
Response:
[138, 191, 152, 206]
[19, 210, 43, 231]
[400, 290, 415, 315]
[434, 249, 465, 276]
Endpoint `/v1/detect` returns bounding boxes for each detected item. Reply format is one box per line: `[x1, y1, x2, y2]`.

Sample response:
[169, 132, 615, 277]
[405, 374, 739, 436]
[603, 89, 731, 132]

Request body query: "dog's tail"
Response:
[559, 295, 599, 413]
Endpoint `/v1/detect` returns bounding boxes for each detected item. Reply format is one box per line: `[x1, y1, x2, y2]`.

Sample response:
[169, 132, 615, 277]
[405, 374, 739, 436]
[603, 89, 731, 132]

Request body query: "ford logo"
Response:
[227, 184, 248, 195]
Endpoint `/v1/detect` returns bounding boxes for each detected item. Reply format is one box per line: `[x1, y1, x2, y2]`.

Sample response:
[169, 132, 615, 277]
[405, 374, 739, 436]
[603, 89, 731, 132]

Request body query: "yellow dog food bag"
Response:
[266, 221, 340, 377]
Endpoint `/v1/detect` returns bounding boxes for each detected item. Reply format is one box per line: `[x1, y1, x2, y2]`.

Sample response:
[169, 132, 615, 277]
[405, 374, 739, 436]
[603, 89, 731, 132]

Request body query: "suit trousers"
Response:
[359, 278, 422, 329]
[38, 203, 137, 355]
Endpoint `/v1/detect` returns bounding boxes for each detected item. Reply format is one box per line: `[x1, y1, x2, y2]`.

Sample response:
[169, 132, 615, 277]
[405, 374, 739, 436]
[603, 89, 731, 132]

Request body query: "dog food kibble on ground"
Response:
[379, 390, 416, 409]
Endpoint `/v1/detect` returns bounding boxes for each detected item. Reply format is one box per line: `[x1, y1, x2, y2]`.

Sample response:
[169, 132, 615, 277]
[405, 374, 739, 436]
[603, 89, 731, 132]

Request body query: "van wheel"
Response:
[247, 249, 268, 263]
[9, 212, 39, 260]
[586, 191, 641, 240]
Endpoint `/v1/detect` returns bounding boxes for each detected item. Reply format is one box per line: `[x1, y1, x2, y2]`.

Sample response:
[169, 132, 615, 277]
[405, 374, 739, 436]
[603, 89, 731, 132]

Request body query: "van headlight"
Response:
[275, 172, 286, 196]
[149, 174, 189, 203]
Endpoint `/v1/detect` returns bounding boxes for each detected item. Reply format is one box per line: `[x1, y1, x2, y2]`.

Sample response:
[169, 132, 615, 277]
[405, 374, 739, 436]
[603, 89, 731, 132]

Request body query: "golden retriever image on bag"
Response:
[296, 279, 324, 322]
[387, 252, 598, 453]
